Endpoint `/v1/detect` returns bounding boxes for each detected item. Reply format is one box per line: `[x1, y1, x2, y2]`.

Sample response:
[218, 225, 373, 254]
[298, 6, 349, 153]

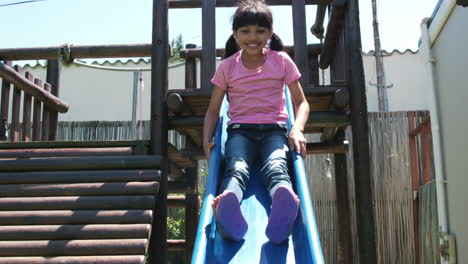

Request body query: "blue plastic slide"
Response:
[191, 89, 324, 264]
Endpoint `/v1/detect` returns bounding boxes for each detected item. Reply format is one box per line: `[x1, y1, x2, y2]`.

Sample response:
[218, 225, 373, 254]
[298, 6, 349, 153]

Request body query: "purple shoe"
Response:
[265, 186, 299, 244]
[214, 191, 248, 241]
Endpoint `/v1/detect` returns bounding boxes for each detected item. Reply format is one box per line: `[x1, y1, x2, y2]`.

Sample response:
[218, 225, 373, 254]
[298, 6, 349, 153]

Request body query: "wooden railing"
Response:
[0, 61, 68, 142]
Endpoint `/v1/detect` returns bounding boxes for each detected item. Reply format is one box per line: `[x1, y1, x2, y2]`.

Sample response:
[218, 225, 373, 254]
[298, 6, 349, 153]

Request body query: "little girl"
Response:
[203, 0, 309, 244]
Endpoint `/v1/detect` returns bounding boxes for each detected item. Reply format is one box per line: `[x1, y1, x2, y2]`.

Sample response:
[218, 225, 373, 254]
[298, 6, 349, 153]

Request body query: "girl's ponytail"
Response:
[269, 33, 284, 51]
[224, 35, 240, 59]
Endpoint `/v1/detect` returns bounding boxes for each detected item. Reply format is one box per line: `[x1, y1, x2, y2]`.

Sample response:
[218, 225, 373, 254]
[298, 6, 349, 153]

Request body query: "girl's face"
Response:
[233, 25, 273, 57]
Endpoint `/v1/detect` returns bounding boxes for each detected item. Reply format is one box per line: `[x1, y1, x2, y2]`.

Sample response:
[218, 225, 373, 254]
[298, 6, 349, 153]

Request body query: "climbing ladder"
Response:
[0, 0, 376, 263]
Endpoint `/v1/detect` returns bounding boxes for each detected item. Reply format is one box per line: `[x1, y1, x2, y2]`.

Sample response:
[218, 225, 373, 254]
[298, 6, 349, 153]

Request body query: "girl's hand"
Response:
[288, 127, 307, 159]
[203, 141, 215, 164]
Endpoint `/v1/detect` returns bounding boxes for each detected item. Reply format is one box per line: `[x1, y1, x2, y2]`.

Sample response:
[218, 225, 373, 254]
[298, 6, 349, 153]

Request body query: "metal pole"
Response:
[131, 71, 138, 140]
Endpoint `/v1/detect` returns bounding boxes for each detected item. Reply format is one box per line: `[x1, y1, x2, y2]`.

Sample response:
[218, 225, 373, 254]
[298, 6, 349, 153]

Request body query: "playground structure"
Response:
[0, 0, 377, 263]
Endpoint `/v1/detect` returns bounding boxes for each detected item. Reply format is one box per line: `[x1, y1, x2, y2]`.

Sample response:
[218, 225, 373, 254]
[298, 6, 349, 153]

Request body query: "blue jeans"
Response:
[220, 123, 292, 202]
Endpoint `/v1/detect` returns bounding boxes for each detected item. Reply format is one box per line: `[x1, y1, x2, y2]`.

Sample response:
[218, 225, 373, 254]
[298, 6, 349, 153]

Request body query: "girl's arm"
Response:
[203, 85, 226, 163]
[287, 79, 310, 158]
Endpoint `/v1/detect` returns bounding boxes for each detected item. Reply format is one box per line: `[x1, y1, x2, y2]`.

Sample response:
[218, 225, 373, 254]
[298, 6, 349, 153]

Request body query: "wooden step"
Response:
[0, 210, 153, 225]
[0, 256, 145, 264]
[0, 170, 160, 184]
[0, 196, 155, 211]
[0, 155, 162, 172]
[0, 182, 159, 197]
[0, 239, 148, 256]
[0, 224, 151, 240]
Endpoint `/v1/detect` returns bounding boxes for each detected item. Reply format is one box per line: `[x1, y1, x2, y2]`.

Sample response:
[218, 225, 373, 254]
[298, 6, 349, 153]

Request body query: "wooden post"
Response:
[408, 111, 420, 264]
[185, 166, 199, 263]
[23, 72, 33, 142]
[32, 78, 42, 141]
[41, 83, 51, 141]
[185, 44, 197, 89]
[292, 0, 309, 87]
[11, 65, 22, 142]
[149, 0, 169, 263]
[334, 129, 353, 264]
[201, 0, 216, 93]
[0, 61, 12, 141]
[345, 0, 377, 262]
[46, 59, 60, 141]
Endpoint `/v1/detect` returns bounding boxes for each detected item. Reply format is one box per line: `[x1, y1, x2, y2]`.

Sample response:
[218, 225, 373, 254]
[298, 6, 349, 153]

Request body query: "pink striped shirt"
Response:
[211, 49, 301, 125]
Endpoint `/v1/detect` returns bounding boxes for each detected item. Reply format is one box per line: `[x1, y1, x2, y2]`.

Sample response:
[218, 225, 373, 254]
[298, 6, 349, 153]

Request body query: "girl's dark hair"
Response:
[224, 0, 284, 59]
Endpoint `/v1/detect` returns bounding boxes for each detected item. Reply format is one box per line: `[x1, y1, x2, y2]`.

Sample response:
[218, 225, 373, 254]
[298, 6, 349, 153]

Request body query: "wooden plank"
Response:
[0, 147, 133, 158]
[0, 61, 12, 141]
[319, 0, 347, 69]
[408, 112, 420, 264]
[0, 62, 68, 113]
[0, 155, 162, 172]
[0, 196, 155, 210]
[0, 170, 160, 184]
[0, 182, 159, 197]
[0, 224, 151, 240]
[168, 0, 332, 8]
[292, 0, 310, 87]
[41, 83, 51, 141]
[0, 256, 145, 264]
[22, 72, 33, 141]
[32, 78, 42, 141]
[11, 65, 22, 142]
[0, 210, 153, 225]
[0, 239, 148, 256]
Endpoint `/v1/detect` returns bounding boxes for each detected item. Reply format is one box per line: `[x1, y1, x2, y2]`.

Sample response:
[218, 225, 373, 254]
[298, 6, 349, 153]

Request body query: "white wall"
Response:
[363, 50, 428, 112]
[429, 4, 468, 262]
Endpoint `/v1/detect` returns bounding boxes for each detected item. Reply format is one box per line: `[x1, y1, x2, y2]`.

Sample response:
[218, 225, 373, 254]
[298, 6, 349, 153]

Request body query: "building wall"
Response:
[430, 5, 468, 262]
[362, 50, 428, 112]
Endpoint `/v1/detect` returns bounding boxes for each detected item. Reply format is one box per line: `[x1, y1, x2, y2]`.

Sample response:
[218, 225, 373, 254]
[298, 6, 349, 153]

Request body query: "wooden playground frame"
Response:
[0, 0, 378, 263]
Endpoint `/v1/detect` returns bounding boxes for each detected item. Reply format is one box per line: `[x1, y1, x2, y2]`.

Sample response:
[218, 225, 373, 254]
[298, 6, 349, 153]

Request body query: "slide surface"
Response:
[191, 89, 324, 264]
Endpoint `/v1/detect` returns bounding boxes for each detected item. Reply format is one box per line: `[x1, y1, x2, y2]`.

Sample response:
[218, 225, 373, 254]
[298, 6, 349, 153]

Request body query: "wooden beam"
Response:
[46, 59, 60, 140]
[346, 0, 377, 261]
[311, 4, 327, 39]
[292, 0, 310, 87]
[319, 0, 347, 69]
[149, 0, 169, 263]
[0, 62, 69, 113]
[0, 140, 142, 149]
[201, 0, 216, 93]
[168, 0, 332, 8]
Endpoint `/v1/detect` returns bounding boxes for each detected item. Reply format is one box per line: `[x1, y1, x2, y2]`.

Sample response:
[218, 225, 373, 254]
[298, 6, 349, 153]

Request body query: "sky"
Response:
[0, 0, 440, 55]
